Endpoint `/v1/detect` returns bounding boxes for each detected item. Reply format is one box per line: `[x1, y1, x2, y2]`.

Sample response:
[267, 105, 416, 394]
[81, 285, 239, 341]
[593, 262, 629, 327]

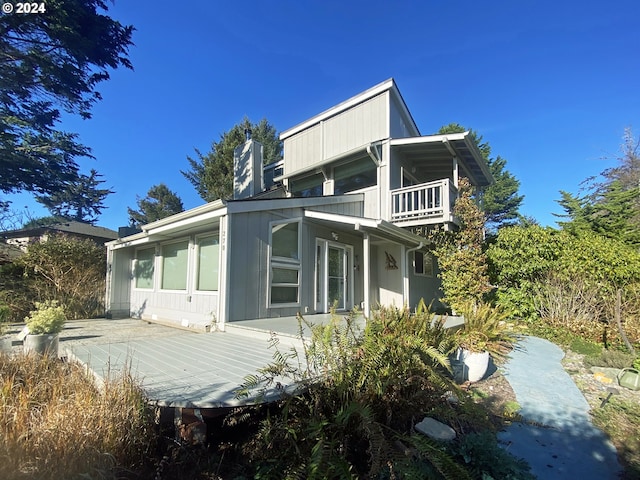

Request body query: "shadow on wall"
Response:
[131, 300, 147, 319]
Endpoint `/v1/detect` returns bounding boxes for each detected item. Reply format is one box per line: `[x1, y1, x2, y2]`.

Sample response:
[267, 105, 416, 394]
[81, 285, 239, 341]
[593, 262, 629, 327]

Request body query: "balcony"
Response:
[390, 178, 457, 228]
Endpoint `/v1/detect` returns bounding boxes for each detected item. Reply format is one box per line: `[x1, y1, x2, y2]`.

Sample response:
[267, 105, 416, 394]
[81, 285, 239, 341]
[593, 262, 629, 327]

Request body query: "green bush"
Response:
[454, 301, 515, 357]
[25, 300, 66, 334]
[634, 357, 640, 370]
[570, 337, 603, 356]
[233, 303, 528, 478]
[18, 234, 107, 319]
[583, 349, 636, 369]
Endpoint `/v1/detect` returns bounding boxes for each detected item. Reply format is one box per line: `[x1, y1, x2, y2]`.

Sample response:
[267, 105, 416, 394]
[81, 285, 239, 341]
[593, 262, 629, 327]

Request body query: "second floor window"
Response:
[334, 157, 377, 194]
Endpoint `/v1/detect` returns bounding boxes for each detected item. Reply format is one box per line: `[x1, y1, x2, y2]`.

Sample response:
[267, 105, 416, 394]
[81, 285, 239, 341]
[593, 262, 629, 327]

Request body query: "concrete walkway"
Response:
[498, 336, 622, 479]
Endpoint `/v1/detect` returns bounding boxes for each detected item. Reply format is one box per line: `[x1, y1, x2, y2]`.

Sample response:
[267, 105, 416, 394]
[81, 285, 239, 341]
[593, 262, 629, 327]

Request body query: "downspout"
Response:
[404, 242, 424, 309]
[366, 142, 382, 219]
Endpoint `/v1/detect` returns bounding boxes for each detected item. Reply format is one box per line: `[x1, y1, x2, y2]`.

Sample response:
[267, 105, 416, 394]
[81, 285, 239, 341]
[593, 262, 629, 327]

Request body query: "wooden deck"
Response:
[61, 318, 307, 409]
[60, 312, 459, 409]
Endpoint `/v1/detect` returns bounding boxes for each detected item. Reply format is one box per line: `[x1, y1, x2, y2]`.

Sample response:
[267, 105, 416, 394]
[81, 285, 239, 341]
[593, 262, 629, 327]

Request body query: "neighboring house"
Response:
[2, 220, 118, 254]
[105, 79, 492, 331]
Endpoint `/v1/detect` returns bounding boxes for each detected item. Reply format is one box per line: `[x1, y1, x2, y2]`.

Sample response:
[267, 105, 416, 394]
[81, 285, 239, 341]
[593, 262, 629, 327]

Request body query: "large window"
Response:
[270, 220, 301, 305]
[196, 235, 219, 291]
[134, 247, 155, 289]
[334, 157, 377, 194]
[291, 172, 324, 197]
[161, 240, 189, 290]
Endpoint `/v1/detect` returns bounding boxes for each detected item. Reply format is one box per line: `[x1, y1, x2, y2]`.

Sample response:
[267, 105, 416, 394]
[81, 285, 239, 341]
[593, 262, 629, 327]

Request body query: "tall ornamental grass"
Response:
[0, 354, 157, 479]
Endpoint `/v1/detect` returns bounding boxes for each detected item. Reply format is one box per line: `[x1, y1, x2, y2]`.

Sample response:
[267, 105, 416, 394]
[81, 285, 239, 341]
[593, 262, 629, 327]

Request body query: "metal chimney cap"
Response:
[244, 128, 252, 141]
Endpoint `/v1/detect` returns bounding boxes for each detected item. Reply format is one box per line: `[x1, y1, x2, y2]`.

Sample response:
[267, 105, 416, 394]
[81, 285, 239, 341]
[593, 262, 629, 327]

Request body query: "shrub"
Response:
[19, 234, 107, 319]
[583, 349, 636, 369]
[24, 300, 66, 334]
[454, 301, 516, 357]
[234, 304, 526, 478]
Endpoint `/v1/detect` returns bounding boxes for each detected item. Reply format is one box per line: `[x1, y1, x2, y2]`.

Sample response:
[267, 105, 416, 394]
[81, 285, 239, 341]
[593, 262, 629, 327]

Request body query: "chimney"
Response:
[233, 137, 264, 200]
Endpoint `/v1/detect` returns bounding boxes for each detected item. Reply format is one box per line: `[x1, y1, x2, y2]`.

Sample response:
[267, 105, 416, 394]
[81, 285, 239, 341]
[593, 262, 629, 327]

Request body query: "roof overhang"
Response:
[304, 209, 428, 247]
[390, 132, 493, 187]
[107, 200, 227, 249]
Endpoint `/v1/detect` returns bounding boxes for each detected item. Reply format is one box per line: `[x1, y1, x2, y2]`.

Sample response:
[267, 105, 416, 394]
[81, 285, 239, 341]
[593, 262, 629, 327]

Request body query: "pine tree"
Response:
[437, 124, 523, 232]
[182, 118, 282, 202]
[128, 184, 184, 227]
[35, 169, 113, 224]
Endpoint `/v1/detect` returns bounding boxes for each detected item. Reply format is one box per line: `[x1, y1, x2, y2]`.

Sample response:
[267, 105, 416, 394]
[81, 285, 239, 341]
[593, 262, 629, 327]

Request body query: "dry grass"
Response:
[0, 353, 157, 479]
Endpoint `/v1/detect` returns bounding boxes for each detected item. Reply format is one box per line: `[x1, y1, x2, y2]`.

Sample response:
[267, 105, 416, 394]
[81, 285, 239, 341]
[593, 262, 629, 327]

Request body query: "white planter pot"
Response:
[23, 333, 59, 357]
[454, 348, 490, 383]
[0, 335, 12, 355]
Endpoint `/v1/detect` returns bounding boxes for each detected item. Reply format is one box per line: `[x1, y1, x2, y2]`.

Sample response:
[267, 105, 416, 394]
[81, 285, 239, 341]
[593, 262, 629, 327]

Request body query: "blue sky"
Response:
[6, 0, 640, 230]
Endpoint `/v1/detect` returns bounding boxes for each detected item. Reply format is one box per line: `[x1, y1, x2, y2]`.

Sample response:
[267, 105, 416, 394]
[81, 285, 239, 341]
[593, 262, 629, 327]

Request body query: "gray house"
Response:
[105, 79, 492, 332]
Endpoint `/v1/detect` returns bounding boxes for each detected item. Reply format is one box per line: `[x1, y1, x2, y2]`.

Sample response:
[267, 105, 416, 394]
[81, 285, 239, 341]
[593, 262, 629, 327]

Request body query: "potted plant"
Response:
[0, 304, 12, 355]
[23, 300, 66, 356]
[451, 302, 514, 382]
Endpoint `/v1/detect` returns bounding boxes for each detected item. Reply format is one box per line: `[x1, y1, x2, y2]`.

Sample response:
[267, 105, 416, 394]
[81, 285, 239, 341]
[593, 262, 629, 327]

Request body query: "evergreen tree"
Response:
[0, 0, 134, 197]
[182, 118, 282, 202]
[437, 124, 523, 232]
[556, 128, 640, 246]
[35, 169, 113, 224]
[128, 184, 184, 227]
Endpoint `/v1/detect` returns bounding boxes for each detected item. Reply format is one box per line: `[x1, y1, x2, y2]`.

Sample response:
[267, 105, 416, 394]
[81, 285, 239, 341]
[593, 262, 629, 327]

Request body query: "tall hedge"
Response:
[487, 225, 640, 344]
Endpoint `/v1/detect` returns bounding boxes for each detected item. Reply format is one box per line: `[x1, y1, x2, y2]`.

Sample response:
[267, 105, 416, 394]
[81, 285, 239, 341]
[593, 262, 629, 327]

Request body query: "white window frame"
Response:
[268, 218, 302, 307]
[133, 246, 156, 290]
[194, 233, 220, 293]
[159, 238, 190, 292]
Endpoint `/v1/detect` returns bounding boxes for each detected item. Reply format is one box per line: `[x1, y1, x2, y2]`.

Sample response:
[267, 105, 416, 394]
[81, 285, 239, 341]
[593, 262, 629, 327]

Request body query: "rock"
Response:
[415, 417, 456, 441]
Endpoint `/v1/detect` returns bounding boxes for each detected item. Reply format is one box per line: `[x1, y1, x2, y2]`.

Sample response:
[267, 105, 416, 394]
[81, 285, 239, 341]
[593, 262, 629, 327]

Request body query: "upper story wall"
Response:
[282, 92, 388, 177]
[280, 79, 420, 182]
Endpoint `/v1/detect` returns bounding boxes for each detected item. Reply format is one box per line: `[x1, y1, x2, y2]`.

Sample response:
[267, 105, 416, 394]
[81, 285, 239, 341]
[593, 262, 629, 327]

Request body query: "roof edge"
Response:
[280, 78, 398, 140]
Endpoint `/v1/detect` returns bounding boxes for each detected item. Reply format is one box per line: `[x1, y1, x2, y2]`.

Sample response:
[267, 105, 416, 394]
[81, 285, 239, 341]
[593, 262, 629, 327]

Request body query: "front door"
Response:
[315, 240, 352, 312]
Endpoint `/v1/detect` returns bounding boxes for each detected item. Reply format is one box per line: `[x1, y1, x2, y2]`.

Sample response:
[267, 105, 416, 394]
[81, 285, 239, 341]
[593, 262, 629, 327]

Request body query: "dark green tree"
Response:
[438, 124, 524, 232]
[182, 118, 282, 202]
[0, 0, 134, 197]
[35, 169, 113, 224]
[128, 183, 184, 227]
[556, 129, 640, 246]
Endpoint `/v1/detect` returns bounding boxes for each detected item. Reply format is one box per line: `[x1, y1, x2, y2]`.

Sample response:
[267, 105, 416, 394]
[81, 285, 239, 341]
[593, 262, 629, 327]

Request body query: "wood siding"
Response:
[389, 93, 416, 138]
[227, 208, 366, 322]
[283, 93, 389, 177]
[106, 248, 132, 318]
[322, 94, 388, 159]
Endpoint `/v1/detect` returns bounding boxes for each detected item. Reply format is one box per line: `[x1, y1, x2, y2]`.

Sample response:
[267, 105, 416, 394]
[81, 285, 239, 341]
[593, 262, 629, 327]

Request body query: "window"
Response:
[270, 220, 301, 305]
[291, 172, 324, 197]
[414, 251, 433, 277]
[134, 247, 155, 289]
[196, 235, 219, 291]
[334, 157, 377, 194]
[161, 240, 189, 290]
[272, 221, 300, 260]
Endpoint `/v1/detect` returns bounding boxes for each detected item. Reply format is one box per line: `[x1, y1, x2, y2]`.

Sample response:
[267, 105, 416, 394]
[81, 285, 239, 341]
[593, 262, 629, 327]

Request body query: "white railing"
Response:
[390, 179, 457, 223]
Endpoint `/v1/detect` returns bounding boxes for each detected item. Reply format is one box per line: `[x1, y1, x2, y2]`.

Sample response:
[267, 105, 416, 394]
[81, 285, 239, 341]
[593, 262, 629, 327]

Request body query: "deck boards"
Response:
[61, 319, 303, 408]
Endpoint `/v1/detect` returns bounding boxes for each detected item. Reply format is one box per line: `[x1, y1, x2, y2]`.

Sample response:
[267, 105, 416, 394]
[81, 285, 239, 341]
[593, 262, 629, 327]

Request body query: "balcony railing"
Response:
[390, 179, 457, 226]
